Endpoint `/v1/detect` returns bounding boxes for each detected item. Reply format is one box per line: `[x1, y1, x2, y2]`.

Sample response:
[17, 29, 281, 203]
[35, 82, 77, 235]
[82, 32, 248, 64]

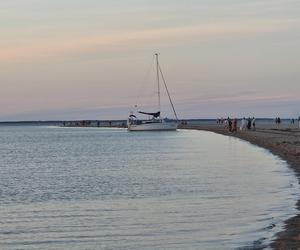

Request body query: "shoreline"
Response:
[3, 122, 299, 247]
[181, 124, 300, 249]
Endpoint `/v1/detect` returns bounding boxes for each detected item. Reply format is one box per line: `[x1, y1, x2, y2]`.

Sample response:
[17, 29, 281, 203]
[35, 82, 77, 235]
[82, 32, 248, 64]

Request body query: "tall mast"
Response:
[159, 64, 179, 122]
[155, 53, 161, 115]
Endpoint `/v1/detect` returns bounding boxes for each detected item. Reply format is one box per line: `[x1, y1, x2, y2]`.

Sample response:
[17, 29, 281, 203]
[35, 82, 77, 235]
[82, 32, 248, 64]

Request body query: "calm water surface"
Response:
[0, 126, 299, 249]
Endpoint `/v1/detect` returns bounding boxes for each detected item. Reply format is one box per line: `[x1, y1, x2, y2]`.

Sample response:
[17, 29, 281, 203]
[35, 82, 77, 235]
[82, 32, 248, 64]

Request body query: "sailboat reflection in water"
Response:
[127, 54, 179, 131]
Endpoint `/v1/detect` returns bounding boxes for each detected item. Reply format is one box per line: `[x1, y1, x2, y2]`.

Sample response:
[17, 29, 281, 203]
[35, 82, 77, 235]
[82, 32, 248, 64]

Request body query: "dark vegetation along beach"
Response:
[181, 120, 300, 249]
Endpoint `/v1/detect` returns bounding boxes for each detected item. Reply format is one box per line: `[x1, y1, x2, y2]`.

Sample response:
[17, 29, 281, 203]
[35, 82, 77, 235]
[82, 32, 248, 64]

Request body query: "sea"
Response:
[0, 125, 299, 249]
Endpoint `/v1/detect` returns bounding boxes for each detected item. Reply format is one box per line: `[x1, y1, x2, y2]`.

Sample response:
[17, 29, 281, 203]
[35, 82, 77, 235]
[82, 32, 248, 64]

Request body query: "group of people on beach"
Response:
[276, 117, 300, 128]
[223, 118, 238, 132]
[217, 116, 300, 132]
[240, 117, 256, 131]
[275, 117, 281, 125]
[217, 117, 256, 132]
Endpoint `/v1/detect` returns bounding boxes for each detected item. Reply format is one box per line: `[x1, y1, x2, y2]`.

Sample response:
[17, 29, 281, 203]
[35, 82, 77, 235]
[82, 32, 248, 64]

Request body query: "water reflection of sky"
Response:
[0, 127, 298, 249]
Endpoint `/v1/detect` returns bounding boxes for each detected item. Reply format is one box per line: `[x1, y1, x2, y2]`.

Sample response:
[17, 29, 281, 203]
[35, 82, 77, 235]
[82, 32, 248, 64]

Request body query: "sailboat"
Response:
[127, 54, 178, 131]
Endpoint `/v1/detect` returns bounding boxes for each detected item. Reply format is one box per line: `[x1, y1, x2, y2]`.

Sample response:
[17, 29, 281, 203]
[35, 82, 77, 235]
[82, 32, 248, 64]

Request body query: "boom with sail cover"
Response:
[138, 111, 160, 118]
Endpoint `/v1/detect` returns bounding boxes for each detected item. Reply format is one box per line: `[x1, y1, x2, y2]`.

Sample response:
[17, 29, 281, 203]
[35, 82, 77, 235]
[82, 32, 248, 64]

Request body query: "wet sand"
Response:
[181, 122, 300, 249]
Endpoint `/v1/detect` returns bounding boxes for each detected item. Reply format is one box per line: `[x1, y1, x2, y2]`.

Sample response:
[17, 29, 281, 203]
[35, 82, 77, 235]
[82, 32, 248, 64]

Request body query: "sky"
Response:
[0, 0, 299, 120]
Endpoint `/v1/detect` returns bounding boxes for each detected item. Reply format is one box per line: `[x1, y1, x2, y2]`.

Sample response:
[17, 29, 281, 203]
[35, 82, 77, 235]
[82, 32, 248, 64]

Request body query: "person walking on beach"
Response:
[224, 119, 228, 130]
[275, 117, 281, 128]
[240, 117, 246, 130]
[233, 118, 237, 132]
[228, 117, 232, 132]
[247, 117, 251, 130]
[252, 117, 256, 131]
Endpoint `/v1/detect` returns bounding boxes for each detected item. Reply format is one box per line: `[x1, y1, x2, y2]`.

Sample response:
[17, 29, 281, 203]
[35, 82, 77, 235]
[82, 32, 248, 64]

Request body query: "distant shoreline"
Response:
[0, 117, 296, 126]
[182, 123, 300, 249]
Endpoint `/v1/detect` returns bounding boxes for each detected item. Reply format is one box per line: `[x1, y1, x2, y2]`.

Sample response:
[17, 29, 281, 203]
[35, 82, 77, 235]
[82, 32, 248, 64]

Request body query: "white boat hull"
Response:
[128, 121, 178, 131]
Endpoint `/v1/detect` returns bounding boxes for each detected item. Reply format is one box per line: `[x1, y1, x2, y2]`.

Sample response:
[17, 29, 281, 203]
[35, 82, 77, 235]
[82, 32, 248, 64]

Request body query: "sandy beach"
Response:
[181, 121, 300, 249]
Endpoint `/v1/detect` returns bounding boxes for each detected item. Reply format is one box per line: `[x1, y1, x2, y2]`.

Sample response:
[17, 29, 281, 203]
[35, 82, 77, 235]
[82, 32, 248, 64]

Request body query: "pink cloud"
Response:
[1, 19, 298, 64]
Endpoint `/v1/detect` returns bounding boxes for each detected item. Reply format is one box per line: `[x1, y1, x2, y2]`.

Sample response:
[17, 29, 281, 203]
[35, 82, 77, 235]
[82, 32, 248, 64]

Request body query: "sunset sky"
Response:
[1, 0, 299, 120]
